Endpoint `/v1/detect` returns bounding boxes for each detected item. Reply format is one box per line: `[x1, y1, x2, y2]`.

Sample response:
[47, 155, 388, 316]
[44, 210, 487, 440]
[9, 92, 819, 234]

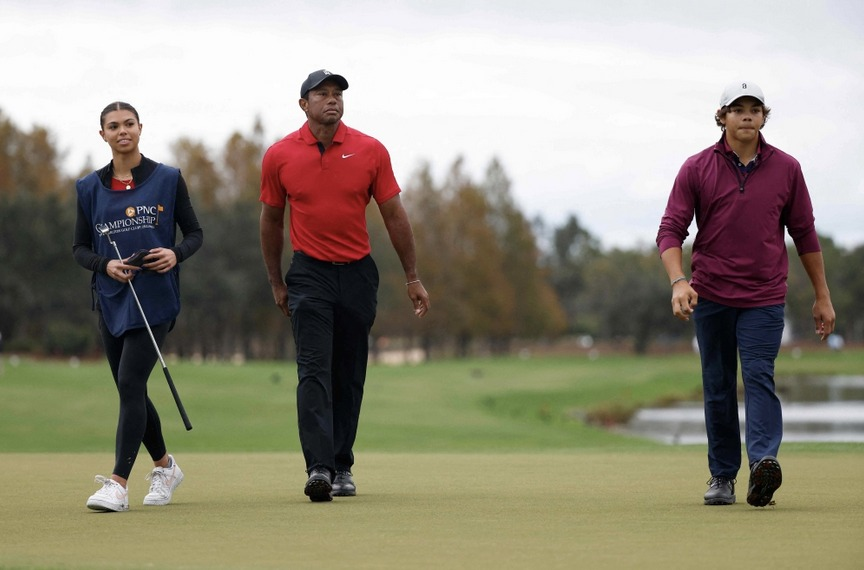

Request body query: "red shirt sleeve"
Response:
[260, 139, 290, 209]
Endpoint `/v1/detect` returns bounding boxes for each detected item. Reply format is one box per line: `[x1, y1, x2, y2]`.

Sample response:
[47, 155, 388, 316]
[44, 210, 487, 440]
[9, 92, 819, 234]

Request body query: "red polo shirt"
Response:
[260, 121, 401, 262]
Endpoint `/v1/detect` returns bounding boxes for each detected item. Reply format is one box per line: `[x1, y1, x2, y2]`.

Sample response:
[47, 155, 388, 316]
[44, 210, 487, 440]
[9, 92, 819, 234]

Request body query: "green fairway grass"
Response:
[0, 348, 862, 568]
[3, 347, 862, 453]
[1, 451, 862, 569]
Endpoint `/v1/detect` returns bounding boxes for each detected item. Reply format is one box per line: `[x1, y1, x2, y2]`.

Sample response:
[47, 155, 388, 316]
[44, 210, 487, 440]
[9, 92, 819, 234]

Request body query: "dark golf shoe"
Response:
[747, 456, 782, 507]
[332, 471, 356, 497]
[304, 468, 333, 502]
[704, 476, 736, 505]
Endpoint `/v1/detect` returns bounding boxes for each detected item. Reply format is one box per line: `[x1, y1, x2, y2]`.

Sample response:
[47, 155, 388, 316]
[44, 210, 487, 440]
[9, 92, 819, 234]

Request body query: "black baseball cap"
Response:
[300, 69, 349, 98]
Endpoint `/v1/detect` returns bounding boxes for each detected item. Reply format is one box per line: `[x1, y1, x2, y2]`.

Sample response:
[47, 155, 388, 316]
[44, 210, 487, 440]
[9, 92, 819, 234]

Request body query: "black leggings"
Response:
[98, 313, 170, 480]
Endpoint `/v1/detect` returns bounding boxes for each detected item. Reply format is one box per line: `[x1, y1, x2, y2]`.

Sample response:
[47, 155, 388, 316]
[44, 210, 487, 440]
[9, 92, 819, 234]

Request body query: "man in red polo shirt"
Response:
[657, 81, 835, 508]
[260, 69, 430, 502]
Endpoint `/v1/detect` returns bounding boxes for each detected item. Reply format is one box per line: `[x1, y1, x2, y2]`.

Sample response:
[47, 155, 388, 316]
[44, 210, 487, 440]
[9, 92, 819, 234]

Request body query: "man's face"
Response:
[301, 79, 344, 126]
[719, 96, 765, 144]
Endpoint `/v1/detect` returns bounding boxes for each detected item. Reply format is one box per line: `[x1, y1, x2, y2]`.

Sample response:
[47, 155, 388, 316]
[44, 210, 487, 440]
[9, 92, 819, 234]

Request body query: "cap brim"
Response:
[303, 75, 349, 97]
[721, 94, 764, 107]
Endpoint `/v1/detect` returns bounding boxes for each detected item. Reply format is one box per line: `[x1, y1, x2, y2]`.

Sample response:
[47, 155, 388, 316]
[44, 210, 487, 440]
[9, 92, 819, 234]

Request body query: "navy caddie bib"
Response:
[76, 164, 181, 336]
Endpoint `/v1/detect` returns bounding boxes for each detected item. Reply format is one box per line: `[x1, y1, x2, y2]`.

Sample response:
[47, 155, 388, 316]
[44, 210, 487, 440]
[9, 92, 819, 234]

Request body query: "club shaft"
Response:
[108, 243, 167, 367]
[106, 238, 192, 430]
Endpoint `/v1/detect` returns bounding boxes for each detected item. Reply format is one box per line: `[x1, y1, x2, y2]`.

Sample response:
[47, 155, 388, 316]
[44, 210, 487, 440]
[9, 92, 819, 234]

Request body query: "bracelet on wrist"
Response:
[406, 279, 421, 286]
[670, 276, 688, 287]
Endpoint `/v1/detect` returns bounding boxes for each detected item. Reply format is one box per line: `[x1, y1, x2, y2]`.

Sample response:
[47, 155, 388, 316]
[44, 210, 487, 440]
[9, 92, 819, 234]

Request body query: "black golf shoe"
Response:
[304, 468, 333, 502]
[704, 476, 736, 505]
[332, 471, 356, 497]
[747, 456, 782, 507]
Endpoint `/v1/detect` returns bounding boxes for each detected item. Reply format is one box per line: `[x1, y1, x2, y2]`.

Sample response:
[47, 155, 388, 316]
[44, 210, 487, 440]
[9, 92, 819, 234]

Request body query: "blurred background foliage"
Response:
[1, 109, 861, 359]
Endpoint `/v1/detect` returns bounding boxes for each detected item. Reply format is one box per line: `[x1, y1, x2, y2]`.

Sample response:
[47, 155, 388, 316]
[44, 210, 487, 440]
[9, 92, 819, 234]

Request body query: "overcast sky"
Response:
[2, 0, 862, 249]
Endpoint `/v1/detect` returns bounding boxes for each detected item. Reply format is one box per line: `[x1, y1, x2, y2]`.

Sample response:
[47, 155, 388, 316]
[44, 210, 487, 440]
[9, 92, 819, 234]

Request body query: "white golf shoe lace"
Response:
[145, 468, 169, 498]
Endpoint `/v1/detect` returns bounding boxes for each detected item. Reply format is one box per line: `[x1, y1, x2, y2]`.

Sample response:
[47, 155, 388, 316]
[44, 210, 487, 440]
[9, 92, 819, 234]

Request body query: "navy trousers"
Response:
[693, 299, 785, 479]
[285, 252, 378, 475]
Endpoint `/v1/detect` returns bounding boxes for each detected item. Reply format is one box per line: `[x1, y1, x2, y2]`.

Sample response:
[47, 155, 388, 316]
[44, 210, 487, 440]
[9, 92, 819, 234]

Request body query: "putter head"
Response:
[96, 224, 114, 242]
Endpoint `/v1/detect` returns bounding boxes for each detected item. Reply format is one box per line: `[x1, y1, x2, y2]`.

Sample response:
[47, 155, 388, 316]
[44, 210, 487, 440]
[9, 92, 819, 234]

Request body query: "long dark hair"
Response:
[100, 102, 140, 128]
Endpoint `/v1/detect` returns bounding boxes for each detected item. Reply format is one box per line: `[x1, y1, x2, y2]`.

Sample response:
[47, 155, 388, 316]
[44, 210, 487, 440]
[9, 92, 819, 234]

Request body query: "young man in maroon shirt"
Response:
[260, 70, 430, 502]
[656, 82, 835, 507]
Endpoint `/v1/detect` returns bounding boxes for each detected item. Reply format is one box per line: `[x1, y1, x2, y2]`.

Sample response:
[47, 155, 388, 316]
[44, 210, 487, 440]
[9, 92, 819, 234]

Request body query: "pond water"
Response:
[625, 375, 864, 444]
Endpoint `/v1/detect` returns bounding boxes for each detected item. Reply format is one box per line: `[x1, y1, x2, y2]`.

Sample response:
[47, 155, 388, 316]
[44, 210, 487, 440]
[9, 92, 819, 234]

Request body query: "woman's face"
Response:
[99, 110, 142, 155]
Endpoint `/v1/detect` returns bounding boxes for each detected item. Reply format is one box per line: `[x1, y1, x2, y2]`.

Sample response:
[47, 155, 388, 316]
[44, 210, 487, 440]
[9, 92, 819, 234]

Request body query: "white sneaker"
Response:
[86, 475, 129, 512]
[143, 455, 184, 506]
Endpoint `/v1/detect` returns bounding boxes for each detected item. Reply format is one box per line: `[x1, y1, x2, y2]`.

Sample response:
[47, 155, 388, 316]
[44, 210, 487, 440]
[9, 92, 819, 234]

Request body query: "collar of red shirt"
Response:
[300, 121, 347, 146]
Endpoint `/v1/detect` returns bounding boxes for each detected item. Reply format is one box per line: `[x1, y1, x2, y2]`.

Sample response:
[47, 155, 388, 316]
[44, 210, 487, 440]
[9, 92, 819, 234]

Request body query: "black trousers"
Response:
[98, 313, 170, 480]
[286, 252, 378, 475]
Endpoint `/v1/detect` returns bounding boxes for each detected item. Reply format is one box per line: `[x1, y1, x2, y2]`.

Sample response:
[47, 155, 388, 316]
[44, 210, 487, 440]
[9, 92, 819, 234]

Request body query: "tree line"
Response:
[1, 109, 861, 360]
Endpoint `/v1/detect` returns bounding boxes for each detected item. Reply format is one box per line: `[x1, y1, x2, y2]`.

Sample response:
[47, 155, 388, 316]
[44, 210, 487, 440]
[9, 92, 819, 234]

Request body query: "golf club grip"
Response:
[163, 366, 193, 431]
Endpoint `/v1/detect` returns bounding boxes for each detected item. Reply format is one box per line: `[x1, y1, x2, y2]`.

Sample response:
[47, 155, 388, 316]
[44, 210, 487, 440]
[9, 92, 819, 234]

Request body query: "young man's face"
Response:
[300, 80, 344, 126]
[719, 96, 765, 145]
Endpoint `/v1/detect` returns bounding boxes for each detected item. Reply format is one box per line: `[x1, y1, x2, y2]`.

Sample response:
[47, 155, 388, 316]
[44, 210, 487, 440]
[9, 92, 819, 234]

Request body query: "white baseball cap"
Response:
[719, 81, 766, 107]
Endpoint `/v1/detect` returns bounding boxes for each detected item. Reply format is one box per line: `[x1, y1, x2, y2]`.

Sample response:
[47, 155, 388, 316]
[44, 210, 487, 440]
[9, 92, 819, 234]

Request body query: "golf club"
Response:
[97, 225, 193, 431]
